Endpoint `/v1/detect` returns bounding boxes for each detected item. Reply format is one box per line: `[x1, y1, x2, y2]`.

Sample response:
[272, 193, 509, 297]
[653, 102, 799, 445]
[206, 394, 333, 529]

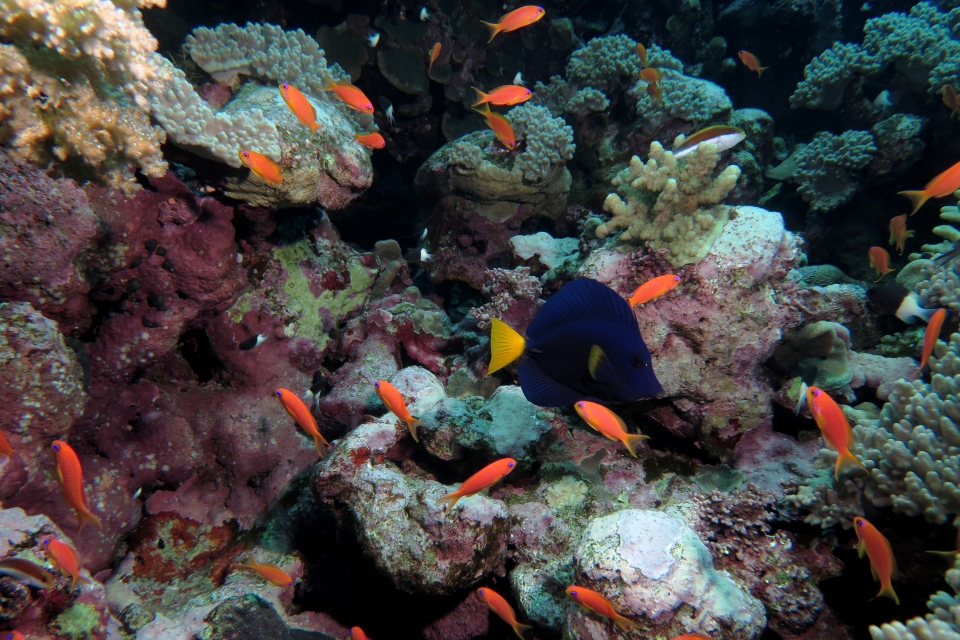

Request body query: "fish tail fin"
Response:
[512, 622, 534, 639]
[926, 550, 960, 561]
[77, 509, 102, 534]
[321, 75, 336, 91]
[871, 583, 900, 605]
[437, 491, 461, 510]
[899, 189, 930, 215]
[471, 87, 490, 107]
[794, 382, 809, 416]
[873, 272, 886, 283]
[834, 449, 866, 479]
[488, 318, 525, 375]
[622, 434, 650, 458]
[312, 433, 329, 456]
[309, 122, 321, 133]
[757, 66, 768, 78]
[407, 417, 424, 442]
[480, 21, 501, 43]
[613, 615, 639, 632]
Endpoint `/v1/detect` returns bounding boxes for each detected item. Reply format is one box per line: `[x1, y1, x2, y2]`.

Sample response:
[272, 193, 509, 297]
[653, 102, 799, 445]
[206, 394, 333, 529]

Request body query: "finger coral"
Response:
[598, 141, 741, 267]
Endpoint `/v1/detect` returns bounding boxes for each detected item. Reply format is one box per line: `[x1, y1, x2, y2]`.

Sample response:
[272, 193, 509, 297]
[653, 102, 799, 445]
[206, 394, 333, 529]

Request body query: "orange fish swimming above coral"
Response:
[51, 440, 101, 533]
[279, 82, 320, 132]
[628, 274, 681, 306]
[888, 214, 914, 255]
[348, 628, 369, 640]
[472, 103, 517, 150]
[477, 587, 533, 639]
[428, 42, 441, 72]
[943, 85, 960, 117]
[738, 50, 767, 77]
[438, 458, 516, 509]
[565, 586, 637, 631]
[899, 159, 960, 215]
[355, 132, 386, 149]
[323, 77, 374, 113]
[481, 6, 545, 42]
[574, 401, 649, 458]
[636, 42, 648, 67]
[276, 388, 330, 455]
[639, 67, 663, 101]
[238, 150, 283, 187]
[806, 387, 866, 479]
[472, 85, 532, 107]
[868, 246, 894, 282]
[375, 380, 424, 441]
[240, 559, 295, 587]
[854, 516, 899, 604]
[920, 307, 948, 369]
[43, 539, 84, 591]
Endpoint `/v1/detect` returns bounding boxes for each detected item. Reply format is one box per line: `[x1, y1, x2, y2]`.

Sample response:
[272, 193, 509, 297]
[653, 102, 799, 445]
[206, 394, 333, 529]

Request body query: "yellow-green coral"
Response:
[598, 141, 740, 267]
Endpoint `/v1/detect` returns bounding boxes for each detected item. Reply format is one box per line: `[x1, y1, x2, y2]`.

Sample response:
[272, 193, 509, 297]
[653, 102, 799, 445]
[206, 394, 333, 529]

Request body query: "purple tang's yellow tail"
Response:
[489, 318, 525, 375]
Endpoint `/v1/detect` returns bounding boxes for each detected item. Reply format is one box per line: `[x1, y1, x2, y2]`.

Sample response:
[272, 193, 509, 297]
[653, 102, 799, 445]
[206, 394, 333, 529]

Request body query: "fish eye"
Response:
[631, 354, 647, 368]
[375, 381, 381, 388]
[478, 588, 485, 595]
[242, 151, 250, 158]
[508, 461, 515, 467]
[570, 590, 578, 597]
[52, 443, 60, 451]
[276, 390, 282, 397]
[812, 389, 821, 397]
[43, 539, 50, 545]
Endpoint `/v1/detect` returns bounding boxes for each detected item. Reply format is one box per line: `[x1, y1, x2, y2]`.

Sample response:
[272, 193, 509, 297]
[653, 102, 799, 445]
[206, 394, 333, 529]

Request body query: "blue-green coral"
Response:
[792, 130, 876, 212]
[505, 103, 576, 182]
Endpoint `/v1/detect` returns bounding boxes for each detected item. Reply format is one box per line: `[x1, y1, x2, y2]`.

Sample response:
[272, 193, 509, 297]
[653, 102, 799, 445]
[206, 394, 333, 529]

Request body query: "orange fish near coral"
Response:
[738, 50, 767, 77]
[943, 85, 960, 117]
[438, 458, 516, 509]
[854, 516, 899, 604]
[920, 308, 948, 369]
[355, 132, 386, 149]
[276, 388, 330, 455]
[240, 559, 294, 587]
[639, 67, 663, 101]
[472, 103, 517, 150]
[574, 401, 649, 458]
[43, 539, 84, 590]
[6, 632, 24, 640]
[636, 42, 648, 67]
[565, 586, 637, 631]
[322, 76, 374, 113]
[670, 635, 712, 640]
[868, 246, 894, 282]
[51, 440, 101, 533]
[481, 6, 546, 43]
[375, 380, 424, 442]
[428, 43, 441, 72]
[899, 160, 960, 215]
[888, 214, 914, 255]
[238, 150, 283, 187]
[279, 82, 320, 132]
[472, 85, 532, 107]
[477, 587, 533, 639]
[348, 628, 369, 640]
[0, 431, 13, 458]
[806, 387, 866, 479]
[628, 274, 681, 306]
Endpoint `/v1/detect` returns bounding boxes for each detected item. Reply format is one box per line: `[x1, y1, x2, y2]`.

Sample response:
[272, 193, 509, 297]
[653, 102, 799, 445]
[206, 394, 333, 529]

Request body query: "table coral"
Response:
[598, 140, 740, 267]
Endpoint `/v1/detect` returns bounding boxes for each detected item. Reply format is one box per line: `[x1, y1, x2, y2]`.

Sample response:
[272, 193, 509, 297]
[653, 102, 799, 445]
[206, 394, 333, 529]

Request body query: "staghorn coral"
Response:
[598, 140, 740, 267]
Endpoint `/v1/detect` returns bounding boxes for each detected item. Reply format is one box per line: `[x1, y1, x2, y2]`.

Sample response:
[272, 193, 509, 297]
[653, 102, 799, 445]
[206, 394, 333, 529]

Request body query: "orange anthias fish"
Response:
[628, 274, 681, 306]
[639, 67, 663, 101]
[238, 150, 283, 187]
[920, 308, 948, 369]
[899, 160, 960, 215]
[375, 380, 425, 442]
[355, 132, 386, 149]
[472, 85, 532, 107]
[279, 82, 320, 132]
[854, 516, 899, 604]
[943, 85, 960, 117]
[738, 50, 767, 77]
[438, 458, 517, 509]
[636, 42, 648, 67]
[51, 440, 102, 533]
[868, 246, 894, 282]
[0, 431, 13, 458]
[472, 103, 517, 150]
[477, 587, 533, 639]
[6, 632, 24, 640]
[574, 401, 649, 458]
[240, 559, 294, 587]
[349, 628, 369, 640]
[428, 43, 441, 72]
[276, 388, 330, 455]
[44, 539, 84, 590]
[481, 6, 546, 43]
[888, 214, 914, 255]
[565, 586, 638, 631]
[670, 635, 712, 640]
[806, 387, 866, 479]
[322, 76, 375, 113]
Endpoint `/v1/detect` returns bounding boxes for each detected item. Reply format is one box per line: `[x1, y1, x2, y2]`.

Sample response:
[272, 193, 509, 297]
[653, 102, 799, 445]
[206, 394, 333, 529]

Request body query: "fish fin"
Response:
[480, 21, 501, 43]
[77, 510, 102, 534]
[512, 623, 533, 639]
[526, 279, 637, 340]
[870, 561, 879, 582]
[587, 345, 613, 382]
[613, 615, 639, 632]
[471, 101, 492, 117]
[926, 550, 959, 561]
[757, 66, 768, 78]
[917, 306, 937, 323]
[407, 417, 424, 443]
[489, 318, 526, 374]
[321, 75, 336, 91]
[517, 360, 585, 407]
[871, 583, 900, 605]
[310, 123, 321, 133]
[898, 190, 930, 216]
[834, 449, 866, 479]
[622, 434, 649, 458]
[437, 491, 461, 510]
[471, 87, 489, 106]
[312, 433, 329, 456]
[858, 539, 866, 558]
[794, 382, 808, 416]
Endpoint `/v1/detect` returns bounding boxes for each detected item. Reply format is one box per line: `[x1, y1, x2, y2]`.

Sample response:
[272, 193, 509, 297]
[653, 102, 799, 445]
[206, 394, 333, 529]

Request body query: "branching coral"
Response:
[506, 103, 576, 182]
[916, 192, 960, 312]
[598, 141, 740, 267]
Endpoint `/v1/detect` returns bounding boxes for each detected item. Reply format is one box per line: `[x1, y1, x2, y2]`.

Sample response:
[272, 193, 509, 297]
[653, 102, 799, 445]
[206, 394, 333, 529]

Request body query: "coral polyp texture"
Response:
[598, 141, 740, 266]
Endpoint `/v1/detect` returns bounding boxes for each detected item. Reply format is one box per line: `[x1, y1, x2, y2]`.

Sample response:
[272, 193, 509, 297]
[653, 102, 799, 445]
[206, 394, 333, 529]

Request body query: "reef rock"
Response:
[569, 509, 766, 639]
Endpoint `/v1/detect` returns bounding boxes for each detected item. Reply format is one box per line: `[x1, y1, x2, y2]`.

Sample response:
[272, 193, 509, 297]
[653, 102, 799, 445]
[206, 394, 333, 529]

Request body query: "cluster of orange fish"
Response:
[636, 43, 665, 101]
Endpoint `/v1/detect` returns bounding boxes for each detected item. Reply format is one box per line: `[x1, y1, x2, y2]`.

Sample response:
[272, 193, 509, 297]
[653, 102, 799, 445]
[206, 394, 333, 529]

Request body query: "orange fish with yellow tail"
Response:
[636, 42, 648, 67]
[355, 132, 386, 149]
[472, 103, 517, 150]
[43, 539, 85, 590]
[428, 43, 441, 72]
[438, 458, 516, 510]
[471, 85, 532, 107]
[868, 246, 894, 282]
[276, 388, 330, 455]
[888, 214, 914, 255]
[375, 380, 424, 442]
[628, 274, 681, 306]
[920, 308, 948, 369]
[854, 516, 899, 604]
[639, 67, 663, 101]
[565, 586, 638, 631]
[738, 50, 767, 77]
[322, 76, 374, 113]
[51, 440, 101, 533]
[476, 587, 533, 639]
[6, 632, 24, 640]
[574, 401, 649, 458]
[899, 159, 960, 215]
[806, 387, 866, 479]
[238, 150, 283, 186]
[279, 82, 320, 132]
[944, 85, 960, 117]
[240, 558, 295, 587]
[481, 6, 545, 43]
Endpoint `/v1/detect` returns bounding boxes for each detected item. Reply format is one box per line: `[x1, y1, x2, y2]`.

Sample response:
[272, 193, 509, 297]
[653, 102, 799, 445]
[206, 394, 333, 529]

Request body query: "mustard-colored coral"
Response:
[598, 141, 740, 267]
